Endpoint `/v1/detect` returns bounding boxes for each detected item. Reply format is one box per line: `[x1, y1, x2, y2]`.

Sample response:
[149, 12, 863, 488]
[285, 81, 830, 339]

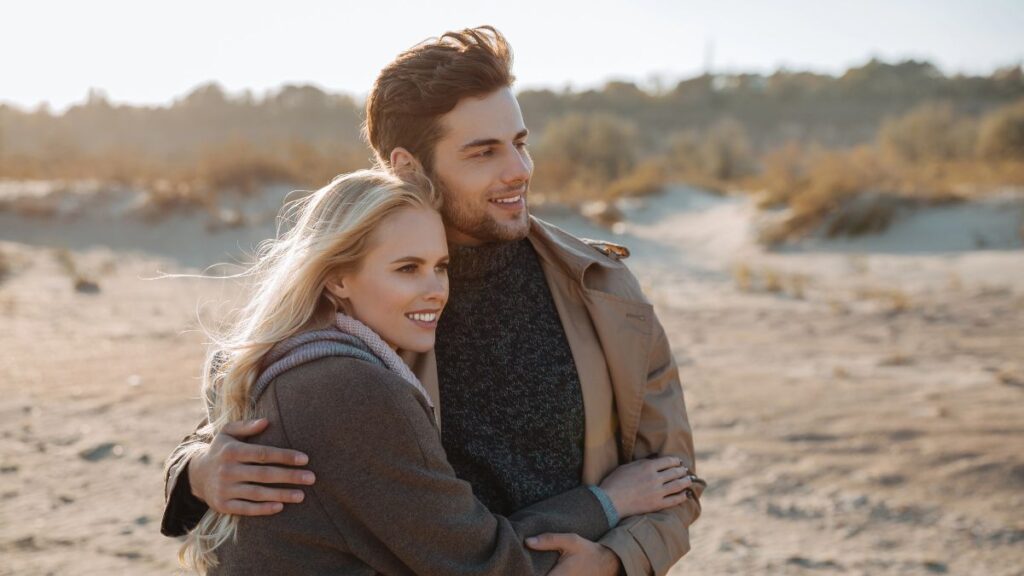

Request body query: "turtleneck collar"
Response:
[447, 239, 527, 282]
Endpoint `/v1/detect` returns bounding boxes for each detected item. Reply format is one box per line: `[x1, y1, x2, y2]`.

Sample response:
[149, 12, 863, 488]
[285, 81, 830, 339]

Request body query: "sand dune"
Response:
[1, 184, 1022, 575]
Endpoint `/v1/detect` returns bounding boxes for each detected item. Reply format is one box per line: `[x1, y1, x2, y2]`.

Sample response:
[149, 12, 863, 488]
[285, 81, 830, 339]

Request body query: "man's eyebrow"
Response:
[459, 129, 529, 151]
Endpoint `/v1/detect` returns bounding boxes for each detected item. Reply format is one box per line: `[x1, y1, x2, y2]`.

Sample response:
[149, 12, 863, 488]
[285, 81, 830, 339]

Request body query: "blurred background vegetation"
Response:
[2, 59, 1023, 242]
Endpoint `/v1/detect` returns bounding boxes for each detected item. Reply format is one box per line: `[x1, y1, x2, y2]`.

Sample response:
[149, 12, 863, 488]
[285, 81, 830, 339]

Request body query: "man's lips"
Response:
[490, 193, 523, 205]
[489, 187, 527, 209]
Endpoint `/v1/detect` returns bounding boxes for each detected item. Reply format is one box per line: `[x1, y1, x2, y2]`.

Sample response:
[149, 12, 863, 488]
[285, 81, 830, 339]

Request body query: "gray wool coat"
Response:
[205, 356, 610, 576]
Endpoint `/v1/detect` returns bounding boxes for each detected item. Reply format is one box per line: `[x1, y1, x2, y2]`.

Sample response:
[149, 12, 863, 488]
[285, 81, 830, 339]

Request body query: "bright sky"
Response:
[3, 0, 1022, 111]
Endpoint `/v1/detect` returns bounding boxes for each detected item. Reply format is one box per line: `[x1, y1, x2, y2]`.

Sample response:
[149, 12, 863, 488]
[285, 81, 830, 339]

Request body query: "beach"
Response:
[1, 184, 1022, 575]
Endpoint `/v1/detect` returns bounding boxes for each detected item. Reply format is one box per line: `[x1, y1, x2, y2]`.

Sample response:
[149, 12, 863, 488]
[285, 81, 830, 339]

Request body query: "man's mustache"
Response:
[488, 183, 529, 198]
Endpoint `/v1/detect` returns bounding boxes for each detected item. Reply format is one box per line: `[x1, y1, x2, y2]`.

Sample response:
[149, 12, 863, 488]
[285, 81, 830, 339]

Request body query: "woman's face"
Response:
[330, 207, 449, 352]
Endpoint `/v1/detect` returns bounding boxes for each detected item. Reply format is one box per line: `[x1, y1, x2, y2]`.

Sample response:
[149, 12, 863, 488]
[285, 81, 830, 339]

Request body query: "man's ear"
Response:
[390, 147, 424, 176]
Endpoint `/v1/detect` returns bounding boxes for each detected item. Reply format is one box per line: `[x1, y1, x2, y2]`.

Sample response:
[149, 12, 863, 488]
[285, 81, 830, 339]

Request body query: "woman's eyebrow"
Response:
[390, 256, 426, 264]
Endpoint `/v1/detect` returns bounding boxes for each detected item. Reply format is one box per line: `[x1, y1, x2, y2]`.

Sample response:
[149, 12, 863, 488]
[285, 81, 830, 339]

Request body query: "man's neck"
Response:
[446, 228, 486, 248]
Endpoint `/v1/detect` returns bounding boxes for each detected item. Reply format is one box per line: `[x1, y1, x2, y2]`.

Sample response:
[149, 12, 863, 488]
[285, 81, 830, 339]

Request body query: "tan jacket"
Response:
[406, 217, 705, 576]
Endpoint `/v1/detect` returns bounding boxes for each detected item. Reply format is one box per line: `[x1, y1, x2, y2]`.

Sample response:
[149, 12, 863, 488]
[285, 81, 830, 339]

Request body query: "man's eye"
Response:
[475, 149, 494, 158]
[515, 141, 528, 149]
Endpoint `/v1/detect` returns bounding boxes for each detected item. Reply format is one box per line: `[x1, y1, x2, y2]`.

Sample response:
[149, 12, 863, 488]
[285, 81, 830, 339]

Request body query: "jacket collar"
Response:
[525, 215, 621, 287]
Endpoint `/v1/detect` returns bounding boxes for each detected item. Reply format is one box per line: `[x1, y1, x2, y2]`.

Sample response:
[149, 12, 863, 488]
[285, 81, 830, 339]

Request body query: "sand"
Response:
[1, 184, 1022, 575]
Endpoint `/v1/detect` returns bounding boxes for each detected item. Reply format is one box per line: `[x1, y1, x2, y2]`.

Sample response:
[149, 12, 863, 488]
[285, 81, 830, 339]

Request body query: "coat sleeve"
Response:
[273, 358, 611, 576]
[597, 315, 707, 576]
[160, 418, 213, 536]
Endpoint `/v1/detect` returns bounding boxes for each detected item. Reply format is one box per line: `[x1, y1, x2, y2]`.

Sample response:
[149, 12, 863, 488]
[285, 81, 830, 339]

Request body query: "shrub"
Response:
[533, 113, 639, 202]
[701, 117, 755, 181]
[878, 101, 976, 163]
[755, 141, 811, 207]
[196, 141, 296, 197]
[977, 99, 1024, 160]
[605, 159, 666, 198]
[668, 118, 755, 185]
[0, 249, 9, 283]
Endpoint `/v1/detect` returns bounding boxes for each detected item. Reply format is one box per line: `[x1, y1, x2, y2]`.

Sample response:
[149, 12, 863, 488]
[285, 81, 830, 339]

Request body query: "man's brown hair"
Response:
[363, 26, 515, 173]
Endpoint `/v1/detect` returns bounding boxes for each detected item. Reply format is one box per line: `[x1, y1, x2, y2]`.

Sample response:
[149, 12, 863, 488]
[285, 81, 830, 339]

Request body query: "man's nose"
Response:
[502, 144, 532, 185]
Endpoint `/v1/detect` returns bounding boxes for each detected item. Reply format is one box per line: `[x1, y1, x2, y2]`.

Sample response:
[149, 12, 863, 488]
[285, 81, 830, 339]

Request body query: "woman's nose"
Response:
[424, 272, 448, 302]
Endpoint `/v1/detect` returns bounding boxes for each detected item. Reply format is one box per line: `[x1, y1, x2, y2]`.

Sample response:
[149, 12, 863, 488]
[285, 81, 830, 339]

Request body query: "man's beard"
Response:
[434, 175, 530, 244]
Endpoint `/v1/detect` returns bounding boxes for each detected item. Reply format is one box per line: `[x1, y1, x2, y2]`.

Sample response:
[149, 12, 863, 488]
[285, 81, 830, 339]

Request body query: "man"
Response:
[163, 26, 704, 575]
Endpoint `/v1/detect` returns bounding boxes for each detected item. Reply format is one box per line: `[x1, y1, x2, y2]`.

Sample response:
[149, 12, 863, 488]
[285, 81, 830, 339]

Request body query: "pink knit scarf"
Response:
[334, 313, 434, 410]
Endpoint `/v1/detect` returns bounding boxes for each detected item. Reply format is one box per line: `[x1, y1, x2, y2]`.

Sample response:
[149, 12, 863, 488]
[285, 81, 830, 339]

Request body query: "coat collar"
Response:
[525, 215, 622, 288]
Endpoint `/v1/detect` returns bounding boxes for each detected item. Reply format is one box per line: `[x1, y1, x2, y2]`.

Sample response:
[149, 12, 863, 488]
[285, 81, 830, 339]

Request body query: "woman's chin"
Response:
[394, 336, 435, 354]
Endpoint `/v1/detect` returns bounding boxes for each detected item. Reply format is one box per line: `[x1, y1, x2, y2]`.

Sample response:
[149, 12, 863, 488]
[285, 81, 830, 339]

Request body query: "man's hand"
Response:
[526, 533, 621, 576]
[188, 418, 316, 516]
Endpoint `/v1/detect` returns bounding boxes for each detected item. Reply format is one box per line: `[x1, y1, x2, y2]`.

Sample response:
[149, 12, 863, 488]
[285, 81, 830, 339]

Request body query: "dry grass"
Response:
[1, 139, 369, 220]
[748, 100, 1024, 245]
[0, 249, 10, 286]
[732, 262, 754, 292]
[605, 160, 667, 199]
[732, 262, 811, 299]
[4, 96, 1021, 239]
[855, 286, 911, 313]
[52, 248, 100, 294]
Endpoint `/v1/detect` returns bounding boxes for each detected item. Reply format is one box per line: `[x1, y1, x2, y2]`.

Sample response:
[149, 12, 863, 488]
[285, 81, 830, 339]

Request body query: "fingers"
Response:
[656, 463, 690, 483]
[525, 533, 581, 552]
[650, 456, 683, 472]
[225, 441, 309, 467]
[220, 418, 270, 439]
[220, 499, 286, 517]
[230, 483, 306, 504]
[664, 491, 692, 508]
[661, 476, 694, 496]
[230, 464, 316, 486]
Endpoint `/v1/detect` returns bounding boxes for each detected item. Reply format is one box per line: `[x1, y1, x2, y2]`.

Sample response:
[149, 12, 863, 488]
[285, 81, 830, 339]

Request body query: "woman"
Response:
[181, 169, 693, 575]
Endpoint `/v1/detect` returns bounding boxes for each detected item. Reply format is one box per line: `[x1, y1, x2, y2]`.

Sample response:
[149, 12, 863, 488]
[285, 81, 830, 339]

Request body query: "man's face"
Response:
[429, 87, 533, 246]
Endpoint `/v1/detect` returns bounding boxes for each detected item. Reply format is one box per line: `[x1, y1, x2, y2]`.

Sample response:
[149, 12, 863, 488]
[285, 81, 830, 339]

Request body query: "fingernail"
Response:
[295, 454, 309, 465]
[271, 502, 283, 512]
[291, 491, 304, 503]
[526, 537, 537, 545]
[302, 472, 316, 483]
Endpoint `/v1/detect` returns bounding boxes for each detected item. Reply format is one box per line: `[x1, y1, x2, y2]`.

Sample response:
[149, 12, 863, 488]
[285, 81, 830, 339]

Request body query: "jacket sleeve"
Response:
[597, 315, 707, 576]
[273, 358, 611, 576]
[160, 419, 212, 536]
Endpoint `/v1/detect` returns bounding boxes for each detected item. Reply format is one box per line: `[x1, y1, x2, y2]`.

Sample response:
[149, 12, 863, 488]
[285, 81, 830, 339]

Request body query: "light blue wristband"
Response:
[587, 485, 620, 528]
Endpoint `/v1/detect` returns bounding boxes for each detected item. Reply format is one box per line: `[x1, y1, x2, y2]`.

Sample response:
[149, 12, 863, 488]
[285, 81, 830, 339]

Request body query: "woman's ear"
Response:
[325, 276, 354, 315]
[390, 147, 424, 176]
[325, 276, 350, 301]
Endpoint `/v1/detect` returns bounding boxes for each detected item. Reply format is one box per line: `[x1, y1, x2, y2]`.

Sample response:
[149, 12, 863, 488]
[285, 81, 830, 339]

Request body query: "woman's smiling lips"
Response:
[405, 309, 442, 328]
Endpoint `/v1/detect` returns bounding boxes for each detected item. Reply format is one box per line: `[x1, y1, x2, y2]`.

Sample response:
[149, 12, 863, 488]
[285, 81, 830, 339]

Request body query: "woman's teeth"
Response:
[491, 195, 522, 204]
[407, 312, 438, 322]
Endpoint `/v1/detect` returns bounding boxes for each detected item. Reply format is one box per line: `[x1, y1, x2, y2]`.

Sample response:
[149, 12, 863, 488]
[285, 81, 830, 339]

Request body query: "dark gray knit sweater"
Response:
[435, 239, 586, 516]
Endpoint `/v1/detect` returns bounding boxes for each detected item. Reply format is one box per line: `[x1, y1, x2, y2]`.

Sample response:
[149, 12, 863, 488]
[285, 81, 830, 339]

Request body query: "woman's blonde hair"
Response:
[179, 168, 440, 573]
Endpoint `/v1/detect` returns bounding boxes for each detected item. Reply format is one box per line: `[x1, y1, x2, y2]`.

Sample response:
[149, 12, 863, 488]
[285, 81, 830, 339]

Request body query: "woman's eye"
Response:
[435, 262, 449, 273]
[397, 264, 417, 273]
